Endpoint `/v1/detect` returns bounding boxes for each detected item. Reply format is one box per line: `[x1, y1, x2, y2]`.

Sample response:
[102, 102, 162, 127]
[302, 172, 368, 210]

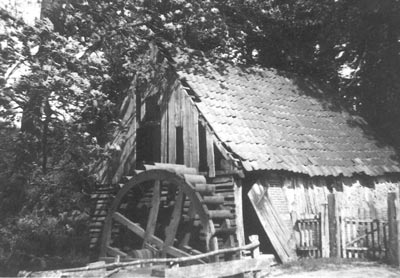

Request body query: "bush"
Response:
[0, 127, 95, 276]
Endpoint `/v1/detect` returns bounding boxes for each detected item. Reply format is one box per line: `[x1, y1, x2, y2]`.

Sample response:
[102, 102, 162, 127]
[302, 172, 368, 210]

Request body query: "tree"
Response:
[1, 0, 400, 274]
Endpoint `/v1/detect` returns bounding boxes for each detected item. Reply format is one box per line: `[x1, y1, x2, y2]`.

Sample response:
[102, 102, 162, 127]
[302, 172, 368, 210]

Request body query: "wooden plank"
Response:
[396, 196, 400, 265]
[248, 182, 297, 263]
[206, 128, 215, 178]
[175, 86, 182, 127]
[143, 181, 161, 248]
[388, 192, 400, 266]
[162, 189, 185, 257]
[106, 246, 128, 258]
[112, 212, 191, 258]
[328, 193, 340, 258]
[164, 255, 275, 278]
[183, 93, 191, 167]
[234, 179, 245, 249]
[184, 174, 207, 185]
[168, 91, 176, 164]
[321, 204, 329, 258]
[179, 202, 196, 248]
[208, 210, 234, 219]
[341, 212, 347, 258]
[192, 106, 199, 169]
[99, 215, 113, 258]
[145, 163, 197, 175]
[161, 98, 169, 163]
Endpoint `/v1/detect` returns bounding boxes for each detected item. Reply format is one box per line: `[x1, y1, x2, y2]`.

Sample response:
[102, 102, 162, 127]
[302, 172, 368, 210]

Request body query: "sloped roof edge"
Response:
[171, 48, 400, 177]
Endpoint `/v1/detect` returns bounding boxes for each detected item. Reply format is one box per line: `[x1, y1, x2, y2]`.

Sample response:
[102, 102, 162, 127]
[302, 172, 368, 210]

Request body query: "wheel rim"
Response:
[99, 169, 210, 259]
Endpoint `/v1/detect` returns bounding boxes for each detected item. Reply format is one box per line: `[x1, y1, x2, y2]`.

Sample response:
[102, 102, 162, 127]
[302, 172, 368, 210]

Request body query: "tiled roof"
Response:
[174, 52, 400, 177]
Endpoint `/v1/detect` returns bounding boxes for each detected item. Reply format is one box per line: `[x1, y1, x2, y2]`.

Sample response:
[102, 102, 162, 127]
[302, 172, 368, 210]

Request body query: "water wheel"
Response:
[99, 164, 237, 261]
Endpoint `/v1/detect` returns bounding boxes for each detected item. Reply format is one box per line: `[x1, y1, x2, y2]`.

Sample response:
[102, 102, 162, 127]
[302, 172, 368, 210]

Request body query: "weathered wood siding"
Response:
[258, 173, 400, 223]
[160, 84, 200, 169]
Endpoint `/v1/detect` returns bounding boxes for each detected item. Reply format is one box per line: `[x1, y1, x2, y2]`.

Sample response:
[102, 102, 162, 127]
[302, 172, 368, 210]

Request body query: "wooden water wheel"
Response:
[98, 164, 237, 261]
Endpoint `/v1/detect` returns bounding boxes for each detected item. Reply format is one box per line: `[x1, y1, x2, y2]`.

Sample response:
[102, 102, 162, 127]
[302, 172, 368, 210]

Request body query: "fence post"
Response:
[321, 203, 330, 257]
[388, 192, 400, 266]
[328, 193, 340, 257]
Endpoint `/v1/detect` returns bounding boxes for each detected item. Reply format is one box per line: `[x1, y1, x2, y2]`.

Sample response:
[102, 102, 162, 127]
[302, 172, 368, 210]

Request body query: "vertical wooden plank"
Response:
[388, 192, 399, 266]
[328, 194, 339, 257]
[143, 181, 161, 248]
[377, 220, 381, 258]
[234, 179, 245, 250]
[353, 220, 358, 258]
[371, 220, 376, 259]
[192, 107, 199, 169]
[183, 94, 191, 167]
[206, 128, 215, 178]
[365, 220, 370, 259]
[178, 202, 196, 248]
[160, 97, 168, 163]
[396, 197, 400, 266]
[317, 218, 320, 257]
[310, 221, 313, 257]
[168, 91, 176, 164]
[341, 213, 346, 258]
[320, 204, 330, 257]
[162, 189, 185, 257]
[175, 85, 182, 127]
[383, 222, 388, 260]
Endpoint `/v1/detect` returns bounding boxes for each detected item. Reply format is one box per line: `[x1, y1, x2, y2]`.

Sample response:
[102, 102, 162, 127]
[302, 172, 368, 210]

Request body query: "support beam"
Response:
[164, 256, 275, 278]
[143, 181, 161, 248]
[163, 189, 185, 256]
[112, 212, 192, 259]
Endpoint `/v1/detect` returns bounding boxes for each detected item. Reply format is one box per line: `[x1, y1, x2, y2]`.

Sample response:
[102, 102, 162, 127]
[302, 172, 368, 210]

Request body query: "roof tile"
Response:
[176, 52, 400, 177]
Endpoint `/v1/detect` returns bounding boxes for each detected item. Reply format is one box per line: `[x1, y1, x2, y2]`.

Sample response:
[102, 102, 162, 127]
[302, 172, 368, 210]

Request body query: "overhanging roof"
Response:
[174, 51, 400, 177]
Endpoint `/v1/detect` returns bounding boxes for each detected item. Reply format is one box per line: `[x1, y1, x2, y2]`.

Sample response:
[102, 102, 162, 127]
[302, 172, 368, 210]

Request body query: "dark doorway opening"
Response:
[242, 183, 279, 260]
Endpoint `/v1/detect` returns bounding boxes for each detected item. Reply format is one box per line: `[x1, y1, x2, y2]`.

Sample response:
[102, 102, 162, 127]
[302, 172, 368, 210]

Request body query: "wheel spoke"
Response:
[106, 246, 128, 257]
[162, 188, 185, 257]
[112, 212, 192, 258]
[143, 180, 161, 248]
[113, 212, 145, 238]
[179, 201, 196, 248]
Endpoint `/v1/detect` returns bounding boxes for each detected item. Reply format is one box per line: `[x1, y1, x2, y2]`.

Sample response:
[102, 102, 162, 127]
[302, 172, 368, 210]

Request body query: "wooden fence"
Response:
[294, 192, 400, 265]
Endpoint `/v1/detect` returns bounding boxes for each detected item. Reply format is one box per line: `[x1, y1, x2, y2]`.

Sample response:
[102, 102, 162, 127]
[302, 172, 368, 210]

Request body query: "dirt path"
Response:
[266, 261, 400, 278]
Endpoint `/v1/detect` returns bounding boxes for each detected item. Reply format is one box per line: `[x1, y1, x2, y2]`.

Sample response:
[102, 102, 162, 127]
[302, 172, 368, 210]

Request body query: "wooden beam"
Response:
[184, 174, 207, 185]
[192, 107, 199, 169]
[164, 256, 275, 278]
[234, 179, 245, 250]
[112, 212, 192, 258]
[168, 91, 176, 164]
[206, 128, 215, 178]
[179, 202, 196, 248]
[145, 163, 197, 175]
[248, 182, 297, 263]
[56, 239, 262, 275]
[142, 180, 161, 248]
[183, 93, 191, 166]
[162, 189, 185, 257]
[175, 86, 182, 127]
[161, 97, 168, 163]
[388, 192, 400, 266]
[328, 193, 340, 258]
[321, 203, 330, 257]
[99, 214, 113, 258]
[106, 246, 128, 258]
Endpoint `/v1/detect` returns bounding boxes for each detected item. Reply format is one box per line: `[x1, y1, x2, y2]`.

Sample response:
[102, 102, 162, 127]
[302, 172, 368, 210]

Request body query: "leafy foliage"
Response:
[0, 0, 399, 275]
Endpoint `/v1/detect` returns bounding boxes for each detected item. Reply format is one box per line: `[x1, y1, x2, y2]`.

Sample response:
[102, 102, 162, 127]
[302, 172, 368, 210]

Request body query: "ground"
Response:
[264, 259, 400, 278]
[23, 258, 400, 277]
